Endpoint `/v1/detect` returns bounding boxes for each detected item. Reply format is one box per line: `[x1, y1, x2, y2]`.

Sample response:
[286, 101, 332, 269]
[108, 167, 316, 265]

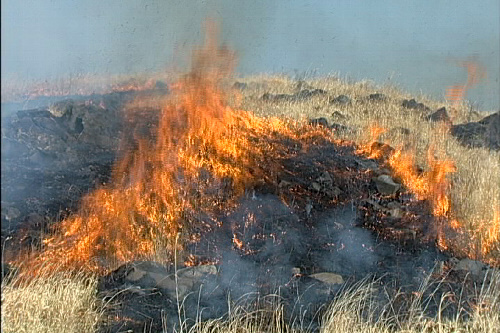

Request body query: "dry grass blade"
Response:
[1, 264, 103, 333]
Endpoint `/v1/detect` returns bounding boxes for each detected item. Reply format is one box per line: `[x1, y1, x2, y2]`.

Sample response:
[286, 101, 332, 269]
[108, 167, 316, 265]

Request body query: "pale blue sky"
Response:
[2, 0, 499, 110]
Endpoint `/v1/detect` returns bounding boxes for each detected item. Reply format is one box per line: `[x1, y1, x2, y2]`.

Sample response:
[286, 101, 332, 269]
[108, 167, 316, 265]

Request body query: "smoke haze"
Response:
[2, 0, 499, 110]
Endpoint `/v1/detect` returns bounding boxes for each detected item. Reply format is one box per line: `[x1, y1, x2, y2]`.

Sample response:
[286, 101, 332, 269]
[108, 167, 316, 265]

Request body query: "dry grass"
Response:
[236, 74, 500, 265]
[1, 265, 103, 333]
[2, 268, 498, 333]
[3, 73, 499, 332]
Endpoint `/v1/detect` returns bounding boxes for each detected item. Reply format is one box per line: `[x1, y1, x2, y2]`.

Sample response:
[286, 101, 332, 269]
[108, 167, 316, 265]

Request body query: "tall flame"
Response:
[20, 22, 336, 273]
[445, 58, 487, 119]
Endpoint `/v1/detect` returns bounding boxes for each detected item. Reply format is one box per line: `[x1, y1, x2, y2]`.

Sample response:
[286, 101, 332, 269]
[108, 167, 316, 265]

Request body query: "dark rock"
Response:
[331, 111, 347, 121]
[388, 127, 411, 136]
[154, 80, 169, 90]
[262, 89, 326, 102]
[373, 175, 401, 195]
[309, 117, 329, 127]
[451, 112, 500, 150]
[330, 95, 351, 105]
[296, 89, 327, 99]
[329, 123, 350, 132]
[233, 81, 248, 90]
[368, 142, 395, 157]
[402, 99, 430, 111]
[369, 93, 387, 101]
[427, 107, 451, 123]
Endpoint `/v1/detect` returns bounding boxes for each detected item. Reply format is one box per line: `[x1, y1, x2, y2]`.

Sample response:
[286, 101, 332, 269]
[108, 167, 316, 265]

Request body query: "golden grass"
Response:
[1, 266, 103, 333]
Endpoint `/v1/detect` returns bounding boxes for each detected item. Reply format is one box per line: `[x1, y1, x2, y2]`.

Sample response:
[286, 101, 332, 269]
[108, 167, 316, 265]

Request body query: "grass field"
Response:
[2, 74, 499, 332]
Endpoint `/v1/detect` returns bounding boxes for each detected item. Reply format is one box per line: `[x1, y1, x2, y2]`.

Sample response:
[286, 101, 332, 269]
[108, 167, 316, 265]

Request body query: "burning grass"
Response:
[15, 23, 342, 273]
[239, 74, 500, 266]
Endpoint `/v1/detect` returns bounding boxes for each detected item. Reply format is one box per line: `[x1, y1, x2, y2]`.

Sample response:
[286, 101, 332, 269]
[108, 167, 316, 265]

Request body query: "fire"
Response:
[358, 125, 500, 264]
[445, 58, 487, 120]
[18, 21, 336, 273]
[482, 210, 500, 257]
[388, 147, 456, 217]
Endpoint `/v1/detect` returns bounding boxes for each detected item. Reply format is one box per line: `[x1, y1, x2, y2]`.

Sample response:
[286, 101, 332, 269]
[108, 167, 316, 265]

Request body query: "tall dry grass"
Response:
[1, 265, 103, 333]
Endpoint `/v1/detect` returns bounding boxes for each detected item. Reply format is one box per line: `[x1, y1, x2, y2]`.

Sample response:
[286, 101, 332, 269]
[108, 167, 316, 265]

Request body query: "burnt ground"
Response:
[1, 91, 498, 332]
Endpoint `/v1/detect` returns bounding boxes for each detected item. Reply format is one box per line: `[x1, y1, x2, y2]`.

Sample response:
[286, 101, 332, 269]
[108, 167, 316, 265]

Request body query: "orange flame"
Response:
[18, 21, 336, 273]
[358, 125, 500, 265]
[445, 58, 487, 119]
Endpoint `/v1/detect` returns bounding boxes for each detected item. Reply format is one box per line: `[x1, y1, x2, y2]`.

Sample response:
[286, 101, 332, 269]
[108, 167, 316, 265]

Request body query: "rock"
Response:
[386, 201, 401, 210]
[233, 81, 248, 90]
[369, 93, 386, 101]
[102, 261, 218, 301]
[368, 142, 395, 157]
[309, 272, 344, 285]
[330, 95, 351, 105]
[177, 264, 218, 279]
[311, 182, 322, 191]
[388, 127, 410, 136]
[154, 80, 169, 90]
[451, 258, 488, 280]
[402, 99, 430, 111]
[427, 107, 451, 123]
[374, 175, 400, 195]
[330, 123, 350, 132]
[331, 111, 348, 121]
[388, 208, 403, 219]
[309, 117, 329, 127]
[262, 89, 326, 103]
[451, 111, 500, 150]
[317, 171, 333, 184]
[48, 99, 75, 118]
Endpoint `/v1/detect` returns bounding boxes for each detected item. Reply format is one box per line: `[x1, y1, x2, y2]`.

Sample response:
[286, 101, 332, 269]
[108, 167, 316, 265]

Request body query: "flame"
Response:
[18, 21, 337, 273]
[359, 126, 457, 245]
[445, 58, 487, 119]
[359, 125, 500, 264]
[482, 210, 500, 257]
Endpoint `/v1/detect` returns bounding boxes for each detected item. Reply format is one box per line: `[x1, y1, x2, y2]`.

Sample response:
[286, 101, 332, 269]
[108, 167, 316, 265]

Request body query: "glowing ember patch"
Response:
[232, 234, 244, 249]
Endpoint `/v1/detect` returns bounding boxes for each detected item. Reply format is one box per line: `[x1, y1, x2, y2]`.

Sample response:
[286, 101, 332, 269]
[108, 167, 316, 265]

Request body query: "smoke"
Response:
[315, 204, 378, 278]
[2, 0, 498, 109]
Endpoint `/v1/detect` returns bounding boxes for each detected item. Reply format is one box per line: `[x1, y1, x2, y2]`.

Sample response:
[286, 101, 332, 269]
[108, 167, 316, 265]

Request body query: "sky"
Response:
[2, 0, 499, 110]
